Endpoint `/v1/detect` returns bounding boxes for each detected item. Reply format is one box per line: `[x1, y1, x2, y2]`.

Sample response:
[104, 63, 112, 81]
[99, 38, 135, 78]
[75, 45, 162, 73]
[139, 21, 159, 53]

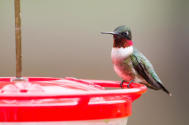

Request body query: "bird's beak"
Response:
[101, 32, 117, 35]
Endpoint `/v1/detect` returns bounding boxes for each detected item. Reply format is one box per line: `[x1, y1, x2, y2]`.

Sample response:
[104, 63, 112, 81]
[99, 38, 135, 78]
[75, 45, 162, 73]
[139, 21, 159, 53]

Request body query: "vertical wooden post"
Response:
[14, 0, 22, 78]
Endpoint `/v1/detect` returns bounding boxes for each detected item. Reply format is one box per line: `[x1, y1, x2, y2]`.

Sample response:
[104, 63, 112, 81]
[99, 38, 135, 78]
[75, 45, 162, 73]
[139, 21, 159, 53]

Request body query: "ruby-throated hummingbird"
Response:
[102, 25, 171, 96]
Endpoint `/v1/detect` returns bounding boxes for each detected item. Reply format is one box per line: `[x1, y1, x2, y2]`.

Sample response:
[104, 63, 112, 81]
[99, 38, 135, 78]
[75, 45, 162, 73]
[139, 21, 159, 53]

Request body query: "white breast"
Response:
[111, 46, 133, 64]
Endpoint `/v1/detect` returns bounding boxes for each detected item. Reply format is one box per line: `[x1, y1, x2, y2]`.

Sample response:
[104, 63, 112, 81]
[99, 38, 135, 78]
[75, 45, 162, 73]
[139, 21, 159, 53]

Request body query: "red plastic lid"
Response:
[0, 77, 146, 122]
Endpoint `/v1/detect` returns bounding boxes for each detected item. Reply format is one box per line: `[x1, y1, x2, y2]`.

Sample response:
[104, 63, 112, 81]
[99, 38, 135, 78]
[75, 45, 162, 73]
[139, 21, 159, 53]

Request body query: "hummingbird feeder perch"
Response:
[0, 0, 147, 125]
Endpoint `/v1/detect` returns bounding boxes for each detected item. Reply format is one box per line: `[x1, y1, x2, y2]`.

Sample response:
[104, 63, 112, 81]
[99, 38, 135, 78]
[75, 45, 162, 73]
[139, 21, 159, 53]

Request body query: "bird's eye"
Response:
[120, 31, 131, 40]
[121, 32, 128, 36]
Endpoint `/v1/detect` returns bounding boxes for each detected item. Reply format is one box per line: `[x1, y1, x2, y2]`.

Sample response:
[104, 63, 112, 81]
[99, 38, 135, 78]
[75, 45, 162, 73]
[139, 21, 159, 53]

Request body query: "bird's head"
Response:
[101, 25, 133, 48]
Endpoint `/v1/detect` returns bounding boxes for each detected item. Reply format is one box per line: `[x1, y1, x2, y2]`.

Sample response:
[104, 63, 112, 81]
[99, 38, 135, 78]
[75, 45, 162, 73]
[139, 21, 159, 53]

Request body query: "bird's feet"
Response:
[120, 80, 125, 88]
[127, 80, 134, 88]
[120, 80, 134, 88]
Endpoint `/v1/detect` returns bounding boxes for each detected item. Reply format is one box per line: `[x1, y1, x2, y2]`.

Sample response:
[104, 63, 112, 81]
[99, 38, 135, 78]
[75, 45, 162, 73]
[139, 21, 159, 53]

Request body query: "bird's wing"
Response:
[130, 48, 170, 94]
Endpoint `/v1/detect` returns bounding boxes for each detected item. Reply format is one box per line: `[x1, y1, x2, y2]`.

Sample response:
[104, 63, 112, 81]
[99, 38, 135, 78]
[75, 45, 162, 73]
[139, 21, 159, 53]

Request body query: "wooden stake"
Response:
[14, 0, 22, 78]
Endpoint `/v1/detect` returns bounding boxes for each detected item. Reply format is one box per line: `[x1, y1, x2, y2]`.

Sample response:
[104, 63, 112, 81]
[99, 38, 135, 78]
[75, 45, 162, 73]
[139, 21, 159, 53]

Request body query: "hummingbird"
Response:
[101, 25, 171, 96]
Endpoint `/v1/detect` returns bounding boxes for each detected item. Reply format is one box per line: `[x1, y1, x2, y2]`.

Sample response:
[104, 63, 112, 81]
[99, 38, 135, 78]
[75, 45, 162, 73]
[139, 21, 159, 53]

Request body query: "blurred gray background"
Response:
[0, 0, 188, 125]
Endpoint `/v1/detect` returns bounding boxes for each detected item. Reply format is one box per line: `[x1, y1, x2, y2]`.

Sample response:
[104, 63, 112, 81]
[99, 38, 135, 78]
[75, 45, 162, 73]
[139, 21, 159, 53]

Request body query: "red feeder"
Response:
[0, 77, 146, 125]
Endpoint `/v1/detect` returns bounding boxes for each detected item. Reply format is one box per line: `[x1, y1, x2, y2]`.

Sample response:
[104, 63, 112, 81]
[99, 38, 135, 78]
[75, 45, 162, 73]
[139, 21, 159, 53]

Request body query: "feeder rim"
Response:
[0, 77, 147, 100]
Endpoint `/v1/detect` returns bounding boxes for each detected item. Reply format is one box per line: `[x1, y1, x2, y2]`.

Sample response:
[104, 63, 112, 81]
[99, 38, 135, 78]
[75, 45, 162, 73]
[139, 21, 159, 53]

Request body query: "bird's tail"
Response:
[158, 83, 172, 96]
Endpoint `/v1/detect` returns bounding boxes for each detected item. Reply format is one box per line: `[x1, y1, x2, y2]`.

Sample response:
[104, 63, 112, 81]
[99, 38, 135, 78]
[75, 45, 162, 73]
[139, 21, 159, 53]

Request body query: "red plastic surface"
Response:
[0, 77, 146, 122]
